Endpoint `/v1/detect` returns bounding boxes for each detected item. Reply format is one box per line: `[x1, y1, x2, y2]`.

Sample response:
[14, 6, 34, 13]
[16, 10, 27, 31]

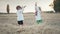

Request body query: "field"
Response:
[0, 12, 60, 34]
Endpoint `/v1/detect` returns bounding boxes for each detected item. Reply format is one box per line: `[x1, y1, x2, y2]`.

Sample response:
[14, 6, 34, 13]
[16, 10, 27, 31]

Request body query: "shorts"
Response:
[36, 20, 42, 24]
[18, 21, 23, 25]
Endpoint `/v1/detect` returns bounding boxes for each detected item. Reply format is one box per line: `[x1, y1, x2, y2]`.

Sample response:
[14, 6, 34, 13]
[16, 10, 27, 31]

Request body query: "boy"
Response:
[16, 5, 26, 32]
[35, 2, 42, 24]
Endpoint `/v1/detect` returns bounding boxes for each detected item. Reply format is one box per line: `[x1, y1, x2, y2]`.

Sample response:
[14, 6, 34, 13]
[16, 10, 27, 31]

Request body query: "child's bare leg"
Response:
[17, 24, 25, 32]
[17, 25, 23, 32]
[19, 25, 23, 29]
[17, 21, 25, 32]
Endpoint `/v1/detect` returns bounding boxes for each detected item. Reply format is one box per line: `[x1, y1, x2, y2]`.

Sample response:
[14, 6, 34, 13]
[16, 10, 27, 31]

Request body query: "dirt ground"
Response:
[0, 12, 60, 34]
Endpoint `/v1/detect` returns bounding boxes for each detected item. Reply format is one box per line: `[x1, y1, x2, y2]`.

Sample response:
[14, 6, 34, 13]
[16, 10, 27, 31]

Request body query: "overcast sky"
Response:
[0, 0, 53, 13]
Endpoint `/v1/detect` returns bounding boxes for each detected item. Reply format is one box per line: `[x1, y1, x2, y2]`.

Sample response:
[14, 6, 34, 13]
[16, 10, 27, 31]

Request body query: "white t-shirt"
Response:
[35, 6, 42, 20]
[16, 9, 24, 21]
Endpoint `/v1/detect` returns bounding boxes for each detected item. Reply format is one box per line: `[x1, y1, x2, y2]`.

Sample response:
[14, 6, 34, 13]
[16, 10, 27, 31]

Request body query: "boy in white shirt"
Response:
[35, 2, 42, 24]
[16, 5, 26, 32]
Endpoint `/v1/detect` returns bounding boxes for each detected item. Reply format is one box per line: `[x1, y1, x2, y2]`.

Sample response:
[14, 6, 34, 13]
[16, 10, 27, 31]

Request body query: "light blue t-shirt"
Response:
[35, 6, 42, 20]
[16, 9, 24, 21]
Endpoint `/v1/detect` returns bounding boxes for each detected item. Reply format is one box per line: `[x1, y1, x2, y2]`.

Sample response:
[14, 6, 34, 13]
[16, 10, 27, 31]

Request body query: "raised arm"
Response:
[22, 5, 26, 8]
[35, 2, 38, 10]
[35, 2, 37, 6]
[21, 5, 26, 11]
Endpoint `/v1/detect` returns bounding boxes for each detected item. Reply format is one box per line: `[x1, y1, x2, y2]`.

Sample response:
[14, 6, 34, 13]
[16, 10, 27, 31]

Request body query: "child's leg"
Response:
[17, 21, 24, 32]
[18, 21, 23, 26]
[19, 25, 24, 29]
[20, 21, 24, 28]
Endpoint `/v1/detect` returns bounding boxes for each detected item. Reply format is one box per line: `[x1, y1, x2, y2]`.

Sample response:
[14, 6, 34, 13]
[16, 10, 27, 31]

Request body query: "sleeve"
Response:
[21, 8, 24, 14]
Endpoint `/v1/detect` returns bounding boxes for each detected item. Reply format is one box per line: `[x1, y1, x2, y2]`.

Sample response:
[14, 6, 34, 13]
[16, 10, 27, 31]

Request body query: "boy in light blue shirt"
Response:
[35, 2, 42, 24]
[16, 5, 26, 32]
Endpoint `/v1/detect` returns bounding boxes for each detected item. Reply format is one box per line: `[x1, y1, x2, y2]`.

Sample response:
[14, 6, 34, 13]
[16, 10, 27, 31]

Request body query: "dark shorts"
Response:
[18, 21, 23, 25]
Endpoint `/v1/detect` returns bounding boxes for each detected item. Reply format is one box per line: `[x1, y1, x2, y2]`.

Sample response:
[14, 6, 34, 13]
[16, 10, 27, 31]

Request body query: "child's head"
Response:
[16, 5, 22, 10]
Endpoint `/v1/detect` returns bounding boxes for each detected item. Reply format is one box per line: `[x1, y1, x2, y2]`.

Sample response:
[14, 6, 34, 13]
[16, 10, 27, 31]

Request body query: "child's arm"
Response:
[38, 7, 42, 13]
[21, 6, 26, 11]
[22, 6, 26, 8]
[35, 2, 38, 16]
[35, 2, 38, 10]
[35, 2, 37, 6]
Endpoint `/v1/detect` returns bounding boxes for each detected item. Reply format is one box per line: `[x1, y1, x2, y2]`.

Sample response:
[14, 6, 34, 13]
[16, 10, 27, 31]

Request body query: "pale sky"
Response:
[0, 0, 53, 13]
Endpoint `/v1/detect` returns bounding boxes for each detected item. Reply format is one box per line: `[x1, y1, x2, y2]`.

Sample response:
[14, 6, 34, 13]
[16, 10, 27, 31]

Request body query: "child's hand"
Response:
[22, 5, 26, 8]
